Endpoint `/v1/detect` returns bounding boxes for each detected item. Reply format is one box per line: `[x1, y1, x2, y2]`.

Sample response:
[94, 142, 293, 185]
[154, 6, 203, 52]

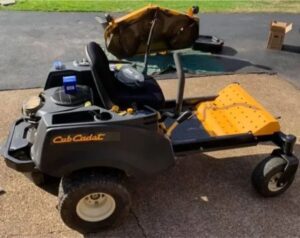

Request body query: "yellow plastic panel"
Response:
[196, 84, 280, 136]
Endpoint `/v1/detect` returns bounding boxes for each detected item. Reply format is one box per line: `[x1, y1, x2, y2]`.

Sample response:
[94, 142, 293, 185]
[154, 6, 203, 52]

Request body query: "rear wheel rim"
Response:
[76, 192, 116, 222]
[267, 172, 286, 192]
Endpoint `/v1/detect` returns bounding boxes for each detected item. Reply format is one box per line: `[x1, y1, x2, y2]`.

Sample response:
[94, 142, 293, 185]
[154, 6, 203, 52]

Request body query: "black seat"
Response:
[86, 42, 165, 109]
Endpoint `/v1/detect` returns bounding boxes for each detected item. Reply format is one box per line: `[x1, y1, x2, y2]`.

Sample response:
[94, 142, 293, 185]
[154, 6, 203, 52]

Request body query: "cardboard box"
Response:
[267, 21, 293, 50]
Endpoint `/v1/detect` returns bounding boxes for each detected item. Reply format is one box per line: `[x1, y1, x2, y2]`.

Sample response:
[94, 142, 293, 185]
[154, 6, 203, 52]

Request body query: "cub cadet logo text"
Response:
[52, 133, 106, 144]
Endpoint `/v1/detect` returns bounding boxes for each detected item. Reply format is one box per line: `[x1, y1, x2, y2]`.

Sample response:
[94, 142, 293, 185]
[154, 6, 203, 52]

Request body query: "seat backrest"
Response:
[85, 42, 115, 109]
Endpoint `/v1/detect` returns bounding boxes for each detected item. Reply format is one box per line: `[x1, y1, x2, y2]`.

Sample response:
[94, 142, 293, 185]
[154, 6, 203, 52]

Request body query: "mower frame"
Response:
[1, 53, 298, 179]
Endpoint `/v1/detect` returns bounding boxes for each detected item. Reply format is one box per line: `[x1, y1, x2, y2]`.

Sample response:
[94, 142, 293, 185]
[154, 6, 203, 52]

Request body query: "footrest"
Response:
[196, 83, 280, 136]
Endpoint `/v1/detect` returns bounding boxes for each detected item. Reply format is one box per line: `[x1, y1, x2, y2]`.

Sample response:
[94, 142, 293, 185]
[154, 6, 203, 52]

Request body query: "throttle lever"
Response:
[166, 111, 193, 137]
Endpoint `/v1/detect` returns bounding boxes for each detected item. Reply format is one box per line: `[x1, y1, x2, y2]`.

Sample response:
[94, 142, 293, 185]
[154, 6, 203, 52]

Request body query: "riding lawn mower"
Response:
[1, 5, 298, 234]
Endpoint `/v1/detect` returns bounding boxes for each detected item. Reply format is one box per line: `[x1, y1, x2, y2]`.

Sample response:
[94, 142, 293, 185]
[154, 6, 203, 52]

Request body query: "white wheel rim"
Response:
[268, 172, 286, 192]
[76, 192, 116, 222]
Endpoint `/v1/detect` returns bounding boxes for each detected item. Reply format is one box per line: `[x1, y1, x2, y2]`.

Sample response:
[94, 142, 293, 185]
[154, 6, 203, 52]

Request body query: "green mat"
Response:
[102, 44, 263, 76]
[127, 49, 225, 75]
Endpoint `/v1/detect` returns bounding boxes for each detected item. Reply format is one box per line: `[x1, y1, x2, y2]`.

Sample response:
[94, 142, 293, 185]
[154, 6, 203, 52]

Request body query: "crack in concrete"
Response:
[130, 209, 147, 238]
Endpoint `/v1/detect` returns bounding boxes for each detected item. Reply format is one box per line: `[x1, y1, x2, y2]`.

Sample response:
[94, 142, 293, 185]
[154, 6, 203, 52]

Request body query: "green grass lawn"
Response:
[1, 0, 300, 13]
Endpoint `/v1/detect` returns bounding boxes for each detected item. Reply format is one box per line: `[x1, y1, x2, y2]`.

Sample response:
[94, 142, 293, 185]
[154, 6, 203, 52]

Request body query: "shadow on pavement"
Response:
[82, 143, 300, 236]
[36, 141, 300, 236]
[38, 143, 300, 236]
[282, 44, 300, 54]
[129, 52, 272, 76]
[218, 46, 238, 56]
[37, 176, 60, 196]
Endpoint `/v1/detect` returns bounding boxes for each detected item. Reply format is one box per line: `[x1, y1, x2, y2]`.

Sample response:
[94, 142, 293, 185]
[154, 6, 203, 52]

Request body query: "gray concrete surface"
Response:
[0, 74, 300, 237]
[0, 12, 299, 90]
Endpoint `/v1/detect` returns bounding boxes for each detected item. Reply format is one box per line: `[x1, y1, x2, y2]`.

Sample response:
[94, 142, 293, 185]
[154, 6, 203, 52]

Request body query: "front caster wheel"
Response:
[58, 171, 131, 234]
[252, 156, 295, 197]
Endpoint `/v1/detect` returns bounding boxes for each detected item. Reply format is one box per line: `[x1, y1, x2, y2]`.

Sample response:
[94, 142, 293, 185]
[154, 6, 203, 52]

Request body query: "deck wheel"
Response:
[252, 155, 295, 197]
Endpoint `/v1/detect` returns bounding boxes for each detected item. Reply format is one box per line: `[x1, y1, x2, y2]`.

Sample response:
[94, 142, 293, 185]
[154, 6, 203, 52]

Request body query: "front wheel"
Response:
[58, 170, 131, 234]
[252, 156, 295, 197]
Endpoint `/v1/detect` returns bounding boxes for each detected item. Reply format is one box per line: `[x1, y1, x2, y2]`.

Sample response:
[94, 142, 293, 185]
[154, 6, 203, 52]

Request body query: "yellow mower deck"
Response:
[103, 5, 199, 58]
[196, 84, 280, 136]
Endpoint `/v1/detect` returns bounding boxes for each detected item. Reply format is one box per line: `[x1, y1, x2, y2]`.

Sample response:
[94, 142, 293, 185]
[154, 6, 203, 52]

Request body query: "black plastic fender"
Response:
[32, 123, 175, 178]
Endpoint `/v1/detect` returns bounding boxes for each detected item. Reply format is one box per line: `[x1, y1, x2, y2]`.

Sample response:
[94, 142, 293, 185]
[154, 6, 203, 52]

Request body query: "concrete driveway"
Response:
[0, 74, 300, 237]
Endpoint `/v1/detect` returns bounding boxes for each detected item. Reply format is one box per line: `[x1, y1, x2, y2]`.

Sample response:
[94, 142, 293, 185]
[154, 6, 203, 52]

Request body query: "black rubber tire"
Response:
[252, 156, 295, 197]
[58, 170, 131, 234]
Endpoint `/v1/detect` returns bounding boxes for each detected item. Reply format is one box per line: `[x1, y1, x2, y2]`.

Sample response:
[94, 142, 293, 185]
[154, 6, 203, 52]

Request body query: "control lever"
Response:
[166, 111, 193, 137]
[173, 53, 185, 117]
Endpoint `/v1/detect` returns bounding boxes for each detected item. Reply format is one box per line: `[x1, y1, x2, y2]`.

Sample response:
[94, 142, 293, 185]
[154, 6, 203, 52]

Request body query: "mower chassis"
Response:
[2, 116, 298, 180]
[1, 58, 298, 181]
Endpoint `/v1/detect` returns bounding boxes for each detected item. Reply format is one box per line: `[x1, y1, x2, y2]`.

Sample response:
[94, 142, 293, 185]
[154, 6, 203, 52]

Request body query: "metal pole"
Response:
[173, 52, 185, 116]
[142, 10, 158, 75]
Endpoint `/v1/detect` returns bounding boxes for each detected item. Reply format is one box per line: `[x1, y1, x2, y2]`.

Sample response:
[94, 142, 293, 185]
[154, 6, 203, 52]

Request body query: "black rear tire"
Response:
[252, 156, 295, 197]
[58, 170, 131, 234]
